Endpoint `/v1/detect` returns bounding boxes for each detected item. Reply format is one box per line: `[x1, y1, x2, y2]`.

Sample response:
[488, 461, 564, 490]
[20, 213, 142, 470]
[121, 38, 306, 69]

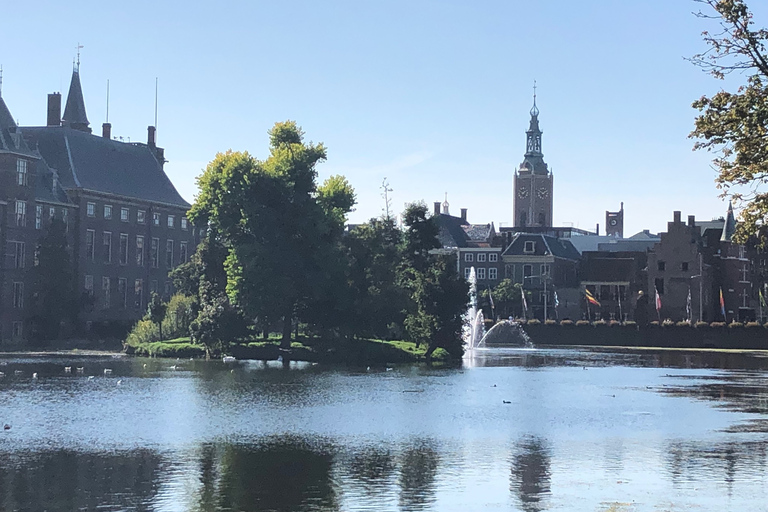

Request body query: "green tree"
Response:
[480, 279, 527, 319]
[27, 218, 76, 343]
[147, 292, 167, 341]
[691, 0, 768, 241]
[188, 122, 355, 348]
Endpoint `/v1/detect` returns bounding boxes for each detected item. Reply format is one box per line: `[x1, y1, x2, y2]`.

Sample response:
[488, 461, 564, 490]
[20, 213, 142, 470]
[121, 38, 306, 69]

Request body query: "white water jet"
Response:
[463, 267, 486, 352]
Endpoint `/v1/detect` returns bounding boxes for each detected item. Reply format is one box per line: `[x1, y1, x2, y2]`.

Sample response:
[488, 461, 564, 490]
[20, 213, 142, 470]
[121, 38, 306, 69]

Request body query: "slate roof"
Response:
[23, 126, 189, 208]
[435, 213, 494, 248]
[502, 233, 580, 261]
[62, 69, 90, 131]
[0, 96, 37, 157]
[34, 157, 73, 205]
[721, 202, 737, 242]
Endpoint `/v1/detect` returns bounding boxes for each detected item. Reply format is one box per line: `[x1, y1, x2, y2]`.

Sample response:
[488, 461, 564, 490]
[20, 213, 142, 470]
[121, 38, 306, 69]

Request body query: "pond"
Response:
[1, 347, 767, 511]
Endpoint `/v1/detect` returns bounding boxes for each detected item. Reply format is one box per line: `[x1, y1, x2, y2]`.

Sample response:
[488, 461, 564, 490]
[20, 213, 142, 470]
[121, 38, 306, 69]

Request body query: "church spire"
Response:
[520, 82, 548, 175]
[62, 65, 91, 133]
[721, 201, 737, 242]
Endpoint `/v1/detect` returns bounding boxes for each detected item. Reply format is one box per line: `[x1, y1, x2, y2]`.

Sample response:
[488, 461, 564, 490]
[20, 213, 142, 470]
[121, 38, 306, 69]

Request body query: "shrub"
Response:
[560, 319, 574, 326]
[162, 294, 197, 340]
[544, 319, 557, 325]
[710, 322, 727, 328]
[125, 319, 159, 347]
[608, 320, 621, 327]
[675, 321, 691, 327]
[575, 320, 590, 326]
[662, 319, 675, 327]
[594, 319, 608, 327]
[431, 347, 450, 361]
[526, 319, 541, 325]
[695, 321, 709, 328]
[650, 321, 660, 326]
[624, 320, 637, 327]
[745, 321, 763, 329]
[728, 321, 744, 329]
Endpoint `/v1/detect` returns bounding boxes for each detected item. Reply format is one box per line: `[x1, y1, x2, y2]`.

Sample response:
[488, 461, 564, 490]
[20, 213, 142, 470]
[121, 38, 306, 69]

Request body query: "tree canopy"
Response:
[691, 0, 768, 241]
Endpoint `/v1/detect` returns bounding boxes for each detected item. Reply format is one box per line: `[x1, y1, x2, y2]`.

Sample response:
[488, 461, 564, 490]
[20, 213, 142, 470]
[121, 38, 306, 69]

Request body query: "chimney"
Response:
[147, 125, 156, 147]
[688, 215, 696, 228]
[434, 202, 441, 216]
[460, 208, 467, 222]
[673, 211, 681, 224]
[102, 122, 111, 139]
[596, 223, 600, 236]
[47, 93, 61, 126]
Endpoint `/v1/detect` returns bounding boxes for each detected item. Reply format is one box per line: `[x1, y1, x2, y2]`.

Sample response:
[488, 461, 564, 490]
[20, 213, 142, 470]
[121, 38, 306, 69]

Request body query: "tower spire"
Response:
[75, 43, 83, 71]
[530, 79, 539, 117]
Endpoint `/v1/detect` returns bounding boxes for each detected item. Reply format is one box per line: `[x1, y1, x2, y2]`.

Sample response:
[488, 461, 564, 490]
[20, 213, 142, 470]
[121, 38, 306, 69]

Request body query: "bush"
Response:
[745, 321, 763, 329]
[430, 347, 450, 361]
[710, 321, 726, 328]
[728, 321, 744, 329]
[560, 319, 574, 326]
[594, 319, 608, 327]
[695, 321, 709, 328]
[676, 321, 691, 327]
[624, 320, 637, 327]
[608, 320, 621, 327]
[162, 294, 197, 340]
[125, 319, 159, 347]
[650, 321, 660, 326]
[575, 320, 590, 326]
[544, 319, 557, 325]
[526, 319, 541, 325]
[662, 319, 675, 327]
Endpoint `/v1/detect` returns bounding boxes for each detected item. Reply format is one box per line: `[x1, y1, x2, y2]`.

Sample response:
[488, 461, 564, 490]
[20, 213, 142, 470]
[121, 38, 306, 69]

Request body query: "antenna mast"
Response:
[381, 178, 393, 221]
[75, 43, 84, 71]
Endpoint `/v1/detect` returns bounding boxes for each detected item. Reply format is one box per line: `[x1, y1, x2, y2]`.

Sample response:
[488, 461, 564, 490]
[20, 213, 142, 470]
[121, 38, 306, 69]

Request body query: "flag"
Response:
[488, 285, 495, 310]
[686, 288, 692, 321]
[720, 287, 726, 319]
[760, 288, 767, 309]
[521, 287, 528, 312]
[554, 291, 559, 308]
[585, 288, 601, 307]
[655, 287, 662, 312]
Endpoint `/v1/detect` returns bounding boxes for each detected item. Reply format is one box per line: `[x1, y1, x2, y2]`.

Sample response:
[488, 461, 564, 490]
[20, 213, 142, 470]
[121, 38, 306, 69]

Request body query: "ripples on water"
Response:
[0, 347, 767, 511]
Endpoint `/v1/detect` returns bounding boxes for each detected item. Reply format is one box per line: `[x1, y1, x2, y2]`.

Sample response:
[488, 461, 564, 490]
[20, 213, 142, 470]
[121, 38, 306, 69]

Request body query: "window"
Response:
[87, 202, 96, 217]
[681, 262, 689, 272]
[138, 210, 146, 224]
[15, 200, 26, 227]
[12, 282, 23, 308]
[84, 275, 94, 296]
[477, 268, 486, 280]
[8, 241, 25, 269]
[167, 215, 175, 229]
[464, 267, 471, 279]
[655, 278, 665, 295]
[12, 322, 23, 339]
[62, 208, 68, 231]
[17, 159, 28, 186]
[35, 205, 42, 230]
[181, 218, 188, 230]
[86, 230, 95, 262]
[134, 279, 144, 310]
[121, 208, 129, 222]
[179, 241, 188, 264]
[540, 264, 550, 276]
[739, 245, 746, 259]
[523, 264, 533, 278]
[524, 241, 535, 253]
[119, 234, 129, 265]
[102, 277, 111, 309]
[489, 253, 498, 263]
[477, 253, 487, 263]
[489, 268, 498, 280]
[657, 261, 666, 271]
[103, 232, 112, 264]
[153, 213, 161, 226]
[166, 240, 174, 268]
[118, 278, 128, 309]
[505, 264, 515, 279]
[104, 205, 113, 219]
[151, 238, 160, 268]
[49, 206, 55, 220]
[136, 235, 145, 266]
[465, 253, 474, 262]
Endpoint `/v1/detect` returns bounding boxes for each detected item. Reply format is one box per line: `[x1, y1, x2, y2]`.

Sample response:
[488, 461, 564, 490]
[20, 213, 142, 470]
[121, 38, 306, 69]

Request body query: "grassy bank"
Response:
[124, 336, 448, 365]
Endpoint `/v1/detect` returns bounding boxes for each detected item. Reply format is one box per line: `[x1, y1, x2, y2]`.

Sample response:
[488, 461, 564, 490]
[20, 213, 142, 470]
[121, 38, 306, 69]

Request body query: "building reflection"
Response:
[398, 439, 440, 511]
[510, 436, 551, 512]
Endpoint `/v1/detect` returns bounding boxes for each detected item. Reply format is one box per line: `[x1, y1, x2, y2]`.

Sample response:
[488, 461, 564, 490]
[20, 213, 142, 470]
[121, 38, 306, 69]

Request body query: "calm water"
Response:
[1, 347, 768, 511]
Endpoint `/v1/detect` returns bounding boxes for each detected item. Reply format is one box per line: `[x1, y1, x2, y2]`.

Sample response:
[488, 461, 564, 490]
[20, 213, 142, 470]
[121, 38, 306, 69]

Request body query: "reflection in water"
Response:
[0, 449, 161, 511]
[398, 440, 440, 511]
[510, 436, 551, 512]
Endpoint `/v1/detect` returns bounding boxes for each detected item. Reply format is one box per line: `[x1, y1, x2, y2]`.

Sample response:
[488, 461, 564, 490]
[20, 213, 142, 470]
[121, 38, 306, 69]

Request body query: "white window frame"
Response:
[524, 241, 535, 253]
[35, 205, 43, 229]
[540, 264, 551, 277]
[489, 267, 498, 280]
[15, 200, 26, 227]
[465, 253, 474, 262]
[167, 215, 175, 229]
[464, 267, 471, 279]
[121, 208, 130, 222]
[151, 238, 160, 268]
[153, 213, 161, 226]
[136, 235, 145, 267]
[477, 267, 486, 280]
[138, 210, 146, 224]
[103, 231, 112, 264]
[488, 253, 498, 262]
[119, 233, 129, 265]
[86, 229, 96, 262]
[477, 253, 487, 263]
[118, 278, 128, 309]
[104, 204, 113, 219]
[179, 241, 188, 264]
[166, 239, 174, 268]
[181, 218, 188, 230]
[87, 202, 96, 217]
[17, 159, 28, 186]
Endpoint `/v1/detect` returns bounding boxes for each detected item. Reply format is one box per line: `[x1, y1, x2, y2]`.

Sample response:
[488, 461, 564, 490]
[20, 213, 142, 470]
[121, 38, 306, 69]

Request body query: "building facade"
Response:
[513, 97, 553, 229]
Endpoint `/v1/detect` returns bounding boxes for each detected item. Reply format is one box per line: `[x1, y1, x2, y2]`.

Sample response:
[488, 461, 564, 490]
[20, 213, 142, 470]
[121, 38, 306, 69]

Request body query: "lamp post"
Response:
[524, 273, 552, 320]
[689, 253, 704, 323]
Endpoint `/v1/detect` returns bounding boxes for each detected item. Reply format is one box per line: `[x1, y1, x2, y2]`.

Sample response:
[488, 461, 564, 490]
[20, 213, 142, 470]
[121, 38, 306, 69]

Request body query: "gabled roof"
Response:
[502, 233, 580, 261]
[23, 125, 189, 208]
[435, 213, 494, 248]
[0, 96, 16, 130]
[0, 96, 36, 157]
[62, 69, 90, 132]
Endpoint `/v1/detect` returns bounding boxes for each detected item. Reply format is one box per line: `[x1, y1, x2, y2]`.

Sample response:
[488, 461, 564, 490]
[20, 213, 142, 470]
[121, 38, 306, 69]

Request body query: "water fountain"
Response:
[480, 318, 532, 347]
[463, 267, 486, 351]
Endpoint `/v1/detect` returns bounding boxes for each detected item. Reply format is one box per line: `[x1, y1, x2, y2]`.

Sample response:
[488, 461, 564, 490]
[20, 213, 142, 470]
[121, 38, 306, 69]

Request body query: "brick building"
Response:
[0, 65, 195, 344]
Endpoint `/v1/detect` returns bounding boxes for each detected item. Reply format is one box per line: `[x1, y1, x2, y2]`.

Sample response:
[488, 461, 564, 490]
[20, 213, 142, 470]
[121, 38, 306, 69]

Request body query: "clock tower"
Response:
[513, 89, 553, 228]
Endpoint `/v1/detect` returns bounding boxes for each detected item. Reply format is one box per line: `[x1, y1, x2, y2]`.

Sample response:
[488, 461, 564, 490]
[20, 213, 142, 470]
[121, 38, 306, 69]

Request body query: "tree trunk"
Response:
[281, 307, 292, 349]
[424, 343, 436, 362]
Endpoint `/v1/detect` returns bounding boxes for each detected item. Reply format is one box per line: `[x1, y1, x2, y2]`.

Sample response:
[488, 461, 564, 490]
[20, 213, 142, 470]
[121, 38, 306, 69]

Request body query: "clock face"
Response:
[537, 187, 549, 199]
[518, 187, 529, 199]
[610, 218, 618, 226]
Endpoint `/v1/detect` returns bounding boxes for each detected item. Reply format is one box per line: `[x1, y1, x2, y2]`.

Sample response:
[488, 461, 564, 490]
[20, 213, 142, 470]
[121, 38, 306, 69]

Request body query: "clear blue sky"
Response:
[3, 1, 765, 236]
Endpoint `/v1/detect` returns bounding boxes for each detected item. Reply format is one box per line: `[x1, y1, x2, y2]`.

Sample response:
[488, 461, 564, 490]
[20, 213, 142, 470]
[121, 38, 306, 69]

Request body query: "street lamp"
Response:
[523, 273, 552, 320]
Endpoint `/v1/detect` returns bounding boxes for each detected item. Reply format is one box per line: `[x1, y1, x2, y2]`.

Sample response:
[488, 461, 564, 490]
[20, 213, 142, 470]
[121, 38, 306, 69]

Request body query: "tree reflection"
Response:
[510, 436, 551, 512]
[0, 449, 161, 511]
[398, 439, 440, 511]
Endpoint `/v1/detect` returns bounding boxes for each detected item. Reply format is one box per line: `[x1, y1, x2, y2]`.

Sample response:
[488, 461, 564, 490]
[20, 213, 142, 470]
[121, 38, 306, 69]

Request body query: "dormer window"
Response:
[524, 241, 535, 253]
